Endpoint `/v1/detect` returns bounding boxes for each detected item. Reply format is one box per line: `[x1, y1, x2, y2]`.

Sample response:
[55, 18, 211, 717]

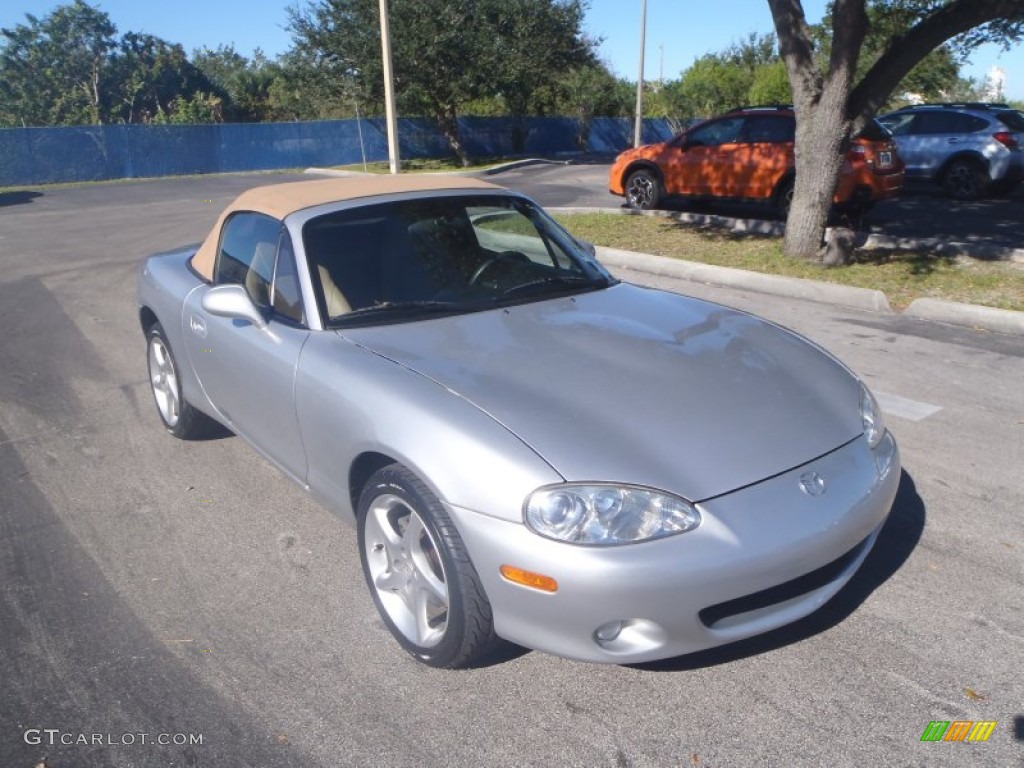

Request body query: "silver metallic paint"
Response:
[348, 283, 864, 502]
[137, 188, 902, 664]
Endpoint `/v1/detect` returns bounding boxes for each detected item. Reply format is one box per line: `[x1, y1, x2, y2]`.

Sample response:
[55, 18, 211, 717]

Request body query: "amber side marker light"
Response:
[500, 565, 558, 593]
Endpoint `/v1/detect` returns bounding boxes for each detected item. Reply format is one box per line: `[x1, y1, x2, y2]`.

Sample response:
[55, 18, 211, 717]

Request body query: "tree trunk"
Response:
[769, 0, 867, 261]
[784, 103, 849, 261]
[437, 107, 470, 167]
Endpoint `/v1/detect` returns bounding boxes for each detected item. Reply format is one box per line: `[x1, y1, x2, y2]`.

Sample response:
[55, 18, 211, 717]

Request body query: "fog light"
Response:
[594, 620, 624, 643]
[499, 565, 558, 593]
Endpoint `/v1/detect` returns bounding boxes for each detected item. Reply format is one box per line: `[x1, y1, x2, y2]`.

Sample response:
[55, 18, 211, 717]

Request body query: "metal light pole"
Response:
[633, 0, 647, 148]
[379, 0, 400, 174]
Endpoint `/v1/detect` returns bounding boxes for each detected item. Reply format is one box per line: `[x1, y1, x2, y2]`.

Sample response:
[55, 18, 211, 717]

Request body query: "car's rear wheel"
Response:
[625, 168, 662, 210]
[146, 322, 214, 439]
[773, 178, 795, 219]
[357, 464, 498, 668]
[942, 159, 989, 200]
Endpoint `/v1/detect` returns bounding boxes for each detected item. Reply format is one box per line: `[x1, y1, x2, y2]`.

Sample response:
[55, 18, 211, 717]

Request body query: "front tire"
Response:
[943, 159, 988, 200]
[625, 168, 662, 210]
[357, 464, 498, 668]
[146, 322, 214, 439]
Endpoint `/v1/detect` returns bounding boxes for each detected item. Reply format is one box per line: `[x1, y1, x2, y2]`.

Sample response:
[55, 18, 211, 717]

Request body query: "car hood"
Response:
[343, 283, 863, 501]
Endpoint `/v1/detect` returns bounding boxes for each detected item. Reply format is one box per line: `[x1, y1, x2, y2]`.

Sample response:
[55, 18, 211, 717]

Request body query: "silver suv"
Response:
[877, 103, 1024, 199]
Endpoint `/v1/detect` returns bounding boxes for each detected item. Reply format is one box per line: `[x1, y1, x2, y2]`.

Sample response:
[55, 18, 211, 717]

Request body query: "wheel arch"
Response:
[937, 150, 990, 180]
[771, 170, 796, 202]
[349, 451, 400, 513]
[621, 160, 664, 190]
[139, 305, 159, 335]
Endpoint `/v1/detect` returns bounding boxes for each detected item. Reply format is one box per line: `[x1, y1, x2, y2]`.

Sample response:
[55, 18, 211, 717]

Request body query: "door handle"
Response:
[189, 315, 207, 337]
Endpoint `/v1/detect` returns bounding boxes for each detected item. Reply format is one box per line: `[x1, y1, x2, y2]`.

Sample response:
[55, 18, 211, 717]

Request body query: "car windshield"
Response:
[303, 194, 614, 326]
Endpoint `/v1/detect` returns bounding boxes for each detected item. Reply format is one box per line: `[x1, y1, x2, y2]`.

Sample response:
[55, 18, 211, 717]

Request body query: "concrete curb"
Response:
[904, 298, 1024, 335]
[304, 157, 568, 179]
[596, 246, 892, 313]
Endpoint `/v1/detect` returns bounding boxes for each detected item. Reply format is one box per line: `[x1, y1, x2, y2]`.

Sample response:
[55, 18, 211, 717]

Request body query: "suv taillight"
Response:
[994, 131, 1020, 150]
[847, 145, 867, 162]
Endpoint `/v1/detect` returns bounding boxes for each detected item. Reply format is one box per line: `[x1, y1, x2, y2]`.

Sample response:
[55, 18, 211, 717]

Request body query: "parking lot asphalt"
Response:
[1, 172, 1023, 767]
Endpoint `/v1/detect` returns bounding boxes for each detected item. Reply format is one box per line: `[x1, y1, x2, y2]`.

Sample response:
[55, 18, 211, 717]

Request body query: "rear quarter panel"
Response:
[137, 248, 216, 420]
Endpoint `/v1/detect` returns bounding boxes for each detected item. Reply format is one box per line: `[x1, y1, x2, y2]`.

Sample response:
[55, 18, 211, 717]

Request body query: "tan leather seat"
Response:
[318, 264, 352, 317]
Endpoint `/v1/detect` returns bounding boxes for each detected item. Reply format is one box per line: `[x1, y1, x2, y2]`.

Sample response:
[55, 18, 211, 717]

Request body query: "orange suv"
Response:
[609, 106, 904, 216]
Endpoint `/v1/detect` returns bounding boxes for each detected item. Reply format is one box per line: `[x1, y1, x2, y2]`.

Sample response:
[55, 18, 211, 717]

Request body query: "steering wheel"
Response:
[469, 251, 528, 285]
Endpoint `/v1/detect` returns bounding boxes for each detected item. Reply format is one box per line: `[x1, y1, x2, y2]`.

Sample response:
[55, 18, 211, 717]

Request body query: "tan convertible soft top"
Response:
[190, 175, 501, 281]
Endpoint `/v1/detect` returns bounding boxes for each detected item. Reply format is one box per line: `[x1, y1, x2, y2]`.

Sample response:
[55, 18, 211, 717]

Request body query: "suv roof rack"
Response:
[897, 102, 1011, 111]
[726, 104, 794, 113]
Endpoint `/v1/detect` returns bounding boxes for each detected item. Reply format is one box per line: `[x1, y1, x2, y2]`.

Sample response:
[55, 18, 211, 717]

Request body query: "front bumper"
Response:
[448, 433, 900, 664]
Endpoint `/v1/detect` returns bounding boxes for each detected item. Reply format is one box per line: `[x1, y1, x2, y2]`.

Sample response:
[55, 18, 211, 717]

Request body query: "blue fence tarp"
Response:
[0, 116, 680, 187]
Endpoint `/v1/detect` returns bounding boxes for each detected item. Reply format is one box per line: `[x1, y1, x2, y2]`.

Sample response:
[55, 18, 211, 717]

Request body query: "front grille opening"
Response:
[698, 536, 870, 629]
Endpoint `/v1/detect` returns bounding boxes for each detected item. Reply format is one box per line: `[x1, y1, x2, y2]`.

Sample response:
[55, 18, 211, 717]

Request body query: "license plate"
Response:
[878, 151, 892, 168]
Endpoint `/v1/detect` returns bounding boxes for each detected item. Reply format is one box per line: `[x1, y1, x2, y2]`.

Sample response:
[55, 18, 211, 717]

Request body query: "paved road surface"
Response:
[1, 172, 1022, 767]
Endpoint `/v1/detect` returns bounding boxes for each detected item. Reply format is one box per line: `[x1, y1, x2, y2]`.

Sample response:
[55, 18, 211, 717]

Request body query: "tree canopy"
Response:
[286, 0, 599, 161]
[767, 0, 1024, 261]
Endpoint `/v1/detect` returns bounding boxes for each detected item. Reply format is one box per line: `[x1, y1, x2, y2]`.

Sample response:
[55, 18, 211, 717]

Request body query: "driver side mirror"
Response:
[201, 284, 268, 329]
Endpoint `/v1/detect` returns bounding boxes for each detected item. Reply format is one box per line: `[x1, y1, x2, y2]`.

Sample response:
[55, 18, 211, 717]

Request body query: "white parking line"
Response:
[874, 391, 943, 422]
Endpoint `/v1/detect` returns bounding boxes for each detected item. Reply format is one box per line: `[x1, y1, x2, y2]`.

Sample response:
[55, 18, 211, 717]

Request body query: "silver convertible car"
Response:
[138, 176, 900, 668]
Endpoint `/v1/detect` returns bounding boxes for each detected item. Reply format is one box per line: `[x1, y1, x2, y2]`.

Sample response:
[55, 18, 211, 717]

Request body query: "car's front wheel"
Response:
[943, 158, 989, 200]
[146, 322, 214, 439]
[357, 464, 498, 668]
[625, 168, 662, 209]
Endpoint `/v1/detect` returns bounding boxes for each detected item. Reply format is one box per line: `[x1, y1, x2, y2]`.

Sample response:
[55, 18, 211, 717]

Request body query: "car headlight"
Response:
[524, 484, 701, 545]
[860, 382, 886, 449]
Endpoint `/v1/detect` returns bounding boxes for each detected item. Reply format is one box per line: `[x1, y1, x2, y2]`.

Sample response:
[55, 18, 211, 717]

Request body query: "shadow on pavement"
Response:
[0, 190, 42, 207]
[633, 469, 924, 672]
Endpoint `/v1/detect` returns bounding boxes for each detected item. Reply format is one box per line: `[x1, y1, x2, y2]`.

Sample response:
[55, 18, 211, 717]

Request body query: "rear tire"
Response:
[942, 159, 989, 200]
[625, 169, 662, 210]
[773, 178, 795, 219]
[146, 322, 216, 440]
[357, 464, 499, 668]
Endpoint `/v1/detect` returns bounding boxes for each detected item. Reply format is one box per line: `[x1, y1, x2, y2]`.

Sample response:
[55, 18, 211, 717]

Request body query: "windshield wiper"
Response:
[329, 300, 483, 326]
[497, 274, 608, 300]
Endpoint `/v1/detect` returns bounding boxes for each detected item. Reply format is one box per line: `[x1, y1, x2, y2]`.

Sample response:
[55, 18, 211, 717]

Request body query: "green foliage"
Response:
[151, 91, 223, 124]
[664, 33, 791, 118]
[0, 1, 217, 126]
[0, 0, 115, 125]
[191, 45, 281, 122]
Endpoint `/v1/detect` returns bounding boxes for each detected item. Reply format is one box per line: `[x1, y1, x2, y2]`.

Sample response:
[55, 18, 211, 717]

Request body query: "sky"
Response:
[2, 0, 1022, 99]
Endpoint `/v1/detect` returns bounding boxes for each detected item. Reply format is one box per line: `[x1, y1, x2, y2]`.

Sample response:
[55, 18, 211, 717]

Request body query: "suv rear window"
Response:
[996, 111, 1024, 131]
[856, 119, 891, 141]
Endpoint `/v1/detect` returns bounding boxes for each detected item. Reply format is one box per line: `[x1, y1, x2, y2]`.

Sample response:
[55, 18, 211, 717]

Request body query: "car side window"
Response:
[215, 212, 282, 308]
[741, 116, 794, 144]
[272, 231, 305, 325]
[911, 111, 984, 135]
[686, 117, 744, 147]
